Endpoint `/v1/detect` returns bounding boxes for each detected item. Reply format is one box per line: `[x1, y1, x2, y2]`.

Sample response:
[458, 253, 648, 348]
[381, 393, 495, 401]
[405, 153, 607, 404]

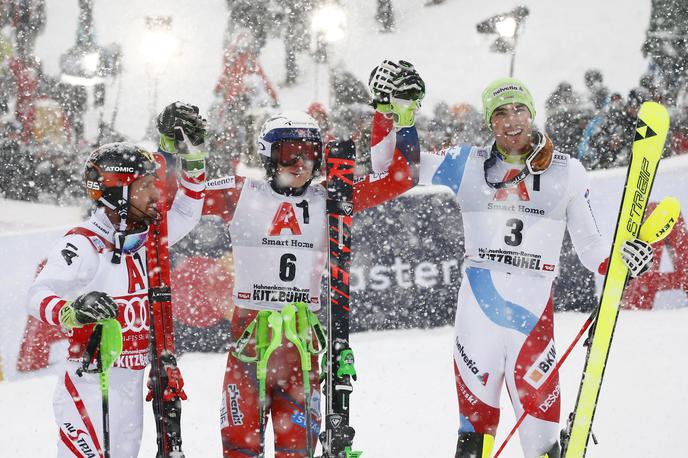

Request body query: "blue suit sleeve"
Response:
[423, 144, 472, 195]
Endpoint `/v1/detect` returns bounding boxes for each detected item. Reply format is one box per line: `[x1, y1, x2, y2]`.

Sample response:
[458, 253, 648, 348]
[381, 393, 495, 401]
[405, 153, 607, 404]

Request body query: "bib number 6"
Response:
[279, 253, 297, 281]
[504, 218, 524, 247]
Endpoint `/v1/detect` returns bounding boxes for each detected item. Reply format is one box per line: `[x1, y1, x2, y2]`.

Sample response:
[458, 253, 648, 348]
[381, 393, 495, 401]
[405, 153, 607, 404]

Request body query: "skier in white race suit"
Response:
[26, 102, 207, 457]
[368, 62, 655, 458]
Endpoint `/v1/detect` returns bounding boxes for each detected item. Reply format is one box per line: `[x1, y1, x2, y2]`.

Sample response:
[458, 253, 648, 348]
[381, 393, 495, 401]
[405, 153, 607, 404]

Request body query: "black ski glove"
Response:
[391, 60, 425, 104]
[157, 101, 207, 153]
[60, 291, 118, 329]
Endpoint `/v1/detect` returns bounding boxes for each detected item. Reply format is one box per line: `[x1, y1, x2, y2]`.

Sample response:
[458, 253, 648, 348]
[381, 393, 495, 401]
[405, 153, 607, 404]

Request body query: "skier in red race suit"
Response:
[202, 69, 424, 457]
[26, 103, 206, 457]
[368, 61, 656, 458]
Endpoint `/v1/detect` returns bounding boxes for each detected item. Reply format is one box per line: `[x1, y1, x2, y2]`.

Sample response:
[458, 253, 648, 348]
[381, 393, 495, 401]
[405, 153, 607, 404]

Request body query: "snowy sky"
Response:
[34, 0, 651, 141]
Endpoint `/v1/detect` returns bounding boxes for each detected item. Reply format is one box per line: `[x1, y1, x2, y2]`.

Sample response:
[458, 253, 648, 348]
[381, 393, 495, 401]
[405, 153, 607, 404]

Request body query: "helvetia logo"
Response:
[492, 84, 523, 96]
[479, 372, 489, 386]
[455, 338, 487, 385]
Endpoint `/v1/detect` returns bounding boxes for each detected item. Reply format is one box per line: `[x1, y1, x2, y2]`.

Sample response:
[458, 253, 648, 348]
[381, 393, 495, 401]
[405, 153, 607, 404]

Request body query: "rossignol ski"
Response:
[561, 101, 670, 458]
[319, 140, 362, 458]
[146, 158, 187, 458]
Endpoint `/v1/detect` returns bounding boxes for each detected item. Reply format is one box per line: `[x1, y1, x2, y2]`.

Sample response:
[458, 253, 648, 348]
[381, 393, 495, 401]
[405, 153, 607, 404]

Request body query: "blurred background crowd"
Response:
[8, 0, 688, 361]
[0, 0, 686, 204]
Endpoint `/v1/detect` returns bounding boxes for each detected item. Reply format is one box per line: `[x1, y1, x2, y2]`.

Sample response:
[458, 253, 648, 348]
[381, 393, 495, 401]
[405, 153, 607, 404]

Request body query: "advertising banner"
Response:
[2, 155, 688, 378]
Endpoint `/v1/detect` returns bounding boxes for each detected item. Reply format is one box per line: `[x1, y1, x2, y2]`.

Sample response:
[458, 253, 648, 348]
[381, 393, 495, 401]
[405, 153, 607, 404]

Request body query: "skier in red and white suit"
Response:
[26, 103, 206, 457]
[369, 65, 655, 458]
[203, 88, 423, 455]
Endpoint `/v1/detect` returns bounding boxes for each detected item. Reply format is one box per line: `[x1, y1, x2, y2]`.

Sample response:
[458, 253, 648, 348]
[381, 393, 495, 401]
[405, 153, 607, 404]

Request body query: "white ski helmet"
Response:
[257, 110, 323, 179]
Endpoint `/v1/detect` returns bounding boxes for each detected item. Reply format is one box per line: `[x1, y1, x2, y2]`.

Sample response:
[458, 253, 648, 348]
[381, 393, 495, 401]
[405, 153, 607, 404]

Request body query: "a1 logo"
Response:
[269, 202, 302, 236]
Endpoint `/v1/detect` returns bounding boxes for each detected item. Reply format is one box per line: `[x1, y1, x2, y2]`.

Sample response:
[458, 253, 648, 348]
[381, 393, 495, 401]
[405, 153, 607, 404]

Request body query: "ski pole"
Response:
[495, 197, 680, 457]
[283, 303, 314, 457]
[282, 302, 327, 458]
[255, 311, 283, 458]
[98, 319, 123, 458]
[493, 311, 596, 458]
[75, 320, 123, 458]
[296, 301, 327, 449]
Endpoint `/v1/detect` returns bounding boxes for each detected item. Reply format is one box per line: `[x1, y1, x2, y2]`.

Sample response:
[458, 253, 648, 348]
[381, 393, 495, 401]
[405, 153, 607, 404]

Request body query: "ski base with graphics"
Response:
[319, 140, 362, 458]
[561, 101, 670, 458]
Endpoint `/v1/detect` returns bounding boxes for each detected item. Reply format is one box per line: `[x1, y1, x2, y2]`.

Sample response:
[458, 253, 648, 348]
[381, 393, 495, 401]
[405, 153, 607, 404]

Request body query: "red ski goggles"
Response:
[274, 140, 322, 167]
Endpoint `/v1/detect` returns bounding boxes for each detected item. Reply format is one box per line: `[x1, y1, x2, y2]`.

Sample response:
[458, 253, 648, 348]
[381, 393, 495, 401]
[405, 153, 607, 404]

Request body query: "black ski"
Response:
[319, 140, 362, 458]
[146, 160, 186, 458]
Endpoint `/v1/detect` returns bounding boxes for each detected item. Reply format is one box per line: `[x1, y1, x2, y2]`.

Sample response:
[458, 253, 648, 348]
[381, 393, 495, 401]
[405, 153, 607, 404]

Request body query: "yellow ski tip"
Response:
[635, 102, 669, 143]
[639, 196, 680, 244]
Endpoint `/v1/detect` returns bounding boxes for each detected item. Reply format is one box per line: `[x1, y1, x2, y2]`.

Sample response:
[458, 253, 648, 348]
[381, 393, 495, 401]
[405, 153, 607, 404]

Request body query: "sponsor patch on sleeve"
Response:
[524, 339, 557, 389]
[361, 171, 389, 183]
[207, 176, 236, 190]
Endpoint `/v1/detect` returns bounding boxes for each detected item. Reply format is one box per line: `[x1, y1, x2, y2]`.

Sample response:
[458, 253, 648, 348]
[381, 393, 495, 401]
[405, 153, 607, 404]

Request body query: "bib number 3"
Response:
[504, 218, 524, 247]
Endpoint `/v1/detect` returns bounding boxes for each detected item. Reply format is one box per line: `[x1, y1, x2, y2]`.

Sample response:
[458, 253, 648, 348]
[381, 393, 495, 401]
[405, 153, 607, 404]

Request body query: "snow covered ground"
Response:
[2, 309, 687, 457]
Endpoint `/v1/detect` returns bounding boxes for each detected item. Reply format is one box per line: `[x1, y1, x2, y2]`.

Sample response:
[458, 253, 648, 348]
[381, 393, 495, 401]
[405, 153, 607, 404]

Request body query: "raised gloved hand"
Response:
[389, 60, 425, 129]
[621, 238, 654, 277]
[157, 101, 207, 178]
[59, 291, 118, 329]
[368, 59, 400, 113]
[391, 60, 425, 101]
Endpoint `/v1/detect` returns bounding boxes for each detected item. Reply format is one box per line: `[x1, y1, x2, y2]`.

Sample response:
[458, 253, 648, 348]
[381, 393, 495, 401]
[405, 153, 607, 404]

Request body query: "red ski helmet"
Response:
[84, 142, 157, 226]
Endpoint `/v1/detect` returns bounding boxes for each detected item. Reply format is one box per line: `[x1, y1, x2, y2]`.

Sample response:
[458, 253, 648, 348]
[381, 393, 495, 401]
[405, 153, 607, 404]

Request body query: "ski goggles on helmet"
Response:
[274, 140, 322, 167]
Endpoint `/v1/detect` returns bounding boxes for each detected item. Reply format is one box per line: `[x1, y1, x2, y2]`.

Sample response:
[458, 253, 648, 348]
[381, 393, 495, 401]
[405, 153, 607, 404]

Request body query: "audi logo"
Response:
[116, 296, 150, 333]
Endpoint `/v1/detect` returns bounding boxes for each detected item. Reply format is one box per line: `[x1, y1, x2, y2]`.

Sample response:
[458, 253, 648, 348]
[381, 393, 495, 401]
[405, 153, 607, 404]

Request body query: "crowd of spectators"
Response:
[298, 67, 688, 177]
[544, 69, 688, 170]
[2, 0, 688, 205]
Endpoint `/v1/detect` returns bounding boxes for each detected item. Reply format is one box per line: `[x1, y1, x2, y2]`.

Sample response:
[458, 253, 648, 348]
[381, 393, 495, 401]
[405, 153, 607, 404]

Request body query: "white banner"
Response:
[587, 154, 688, 310]
[2, 155, 688, 379]
[0, 227, 73, 379]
